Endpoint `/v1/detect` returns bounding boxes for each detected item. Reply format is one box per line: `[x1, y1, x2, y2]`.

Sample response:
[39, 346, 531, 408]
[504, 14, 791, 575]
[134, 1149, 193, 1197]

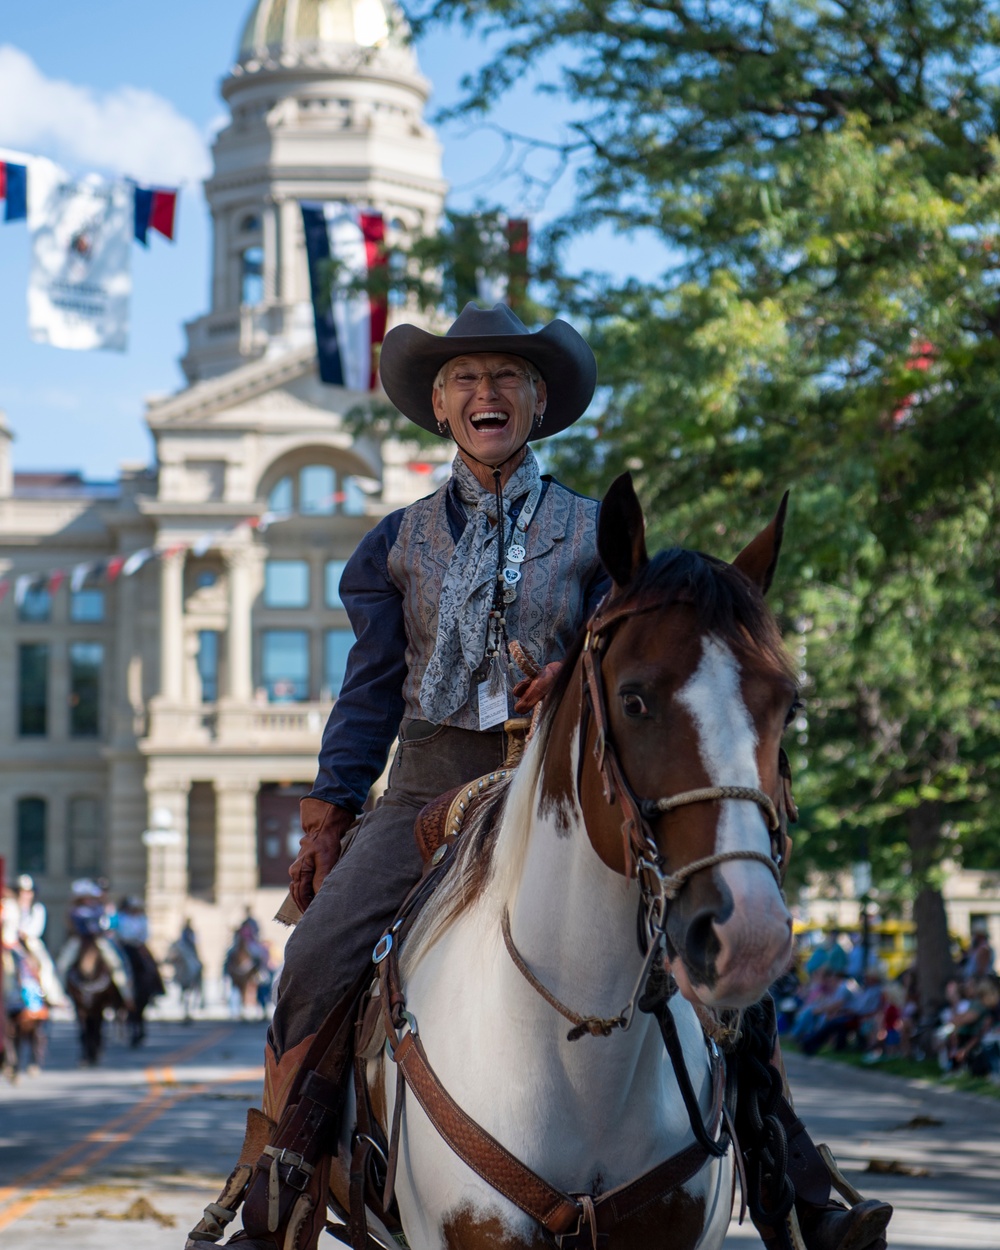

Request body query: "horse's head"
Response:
[574, 475, 796, 1009]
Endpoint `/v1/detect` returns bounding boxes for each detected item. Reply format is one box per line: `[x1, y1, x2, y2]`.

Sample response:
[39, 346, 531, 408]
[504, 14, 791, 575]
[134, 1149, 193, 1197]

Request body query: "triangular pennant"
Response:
[14, 573, 44, 606]
[70, 562, 96, 593]
[122, 548, 155, 577]
[106, 556, 127, 582]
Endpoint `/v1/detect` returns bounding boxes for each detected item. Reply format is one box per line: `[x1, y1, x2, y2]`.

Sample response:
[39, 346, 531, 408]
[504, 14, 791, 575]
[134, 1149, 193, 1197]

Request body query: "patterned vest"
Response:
[386, 480, 602, 730]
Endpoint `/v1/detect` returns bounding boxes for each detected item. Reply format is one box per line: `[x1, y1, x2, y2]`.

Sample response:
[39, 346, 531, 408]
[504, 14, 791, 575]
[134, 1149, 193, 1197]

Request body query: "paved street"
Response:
[2, 1016, 999, 1248]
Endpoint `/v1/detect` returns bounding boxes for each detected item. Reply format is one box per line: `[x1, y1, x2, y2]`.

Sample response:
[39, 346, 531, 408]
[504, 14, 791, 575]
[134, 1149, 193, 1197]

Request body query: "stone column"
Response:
[105, 756, 149, 899]
[111, 567, 139, 744]
[159, 551, 185, 702]
[263, 198, 279, 303]
[281, 199, 305, 305]
[214, 777, 259, 906]
[143, 782, 190, 952]
[226, 546, 256, 702]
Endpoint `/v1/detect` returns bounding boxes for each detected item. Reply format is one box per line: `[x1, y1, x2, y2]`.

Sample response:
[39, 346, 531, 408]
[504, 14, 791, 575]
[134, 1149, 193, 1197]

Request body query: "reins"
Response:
[501, 907, 663, 1041]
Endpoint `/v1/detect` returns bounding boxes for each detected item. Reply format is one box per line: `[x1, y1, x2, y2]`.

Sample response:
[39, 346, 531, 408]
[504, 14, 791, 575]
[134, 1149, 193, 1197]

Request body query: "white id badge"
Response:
[478, 681, 509, 731]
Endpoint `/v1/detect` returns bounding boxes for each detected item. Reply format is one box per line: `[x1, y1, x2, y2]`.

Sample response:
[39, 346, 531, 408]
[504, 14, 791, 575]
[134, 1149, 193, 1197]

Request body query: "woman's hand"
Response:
[289, 799, 357, 913]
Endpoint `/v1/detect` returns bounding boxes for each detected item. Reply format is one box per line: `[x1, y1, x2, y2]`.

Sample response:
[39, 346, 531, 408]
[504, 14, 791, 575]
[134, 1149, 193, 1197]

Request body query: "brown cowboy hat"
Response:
[378, 302, 597, 439]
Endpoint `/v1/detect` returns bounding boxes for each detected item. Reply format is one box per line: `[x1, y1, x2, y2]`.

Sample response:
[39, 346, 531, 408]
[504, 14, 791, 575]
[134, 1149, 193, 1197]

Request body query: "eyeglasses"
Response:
[445, 367, 533, 392]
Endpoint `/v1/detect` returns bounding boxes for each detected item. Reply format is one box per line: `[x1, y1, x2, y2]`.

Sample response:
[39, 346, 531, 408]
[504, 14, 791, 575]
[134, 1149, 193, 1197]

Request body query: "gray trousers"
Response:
[271, 719, 507, 1060]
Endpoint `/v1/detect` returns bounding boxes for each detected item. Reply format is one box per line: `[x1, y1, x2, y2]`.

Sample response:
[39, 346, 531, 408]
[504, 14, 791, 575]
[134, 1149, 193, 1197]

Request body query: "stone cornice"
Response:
[146, 346, 320, 427]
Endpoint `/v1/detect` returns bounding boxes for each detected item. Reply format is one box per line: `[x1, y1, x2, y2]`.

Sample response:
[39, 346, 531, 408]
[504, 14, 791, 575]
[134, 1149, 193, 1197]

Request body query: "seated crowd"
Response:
[775, 927, 1000, 1080]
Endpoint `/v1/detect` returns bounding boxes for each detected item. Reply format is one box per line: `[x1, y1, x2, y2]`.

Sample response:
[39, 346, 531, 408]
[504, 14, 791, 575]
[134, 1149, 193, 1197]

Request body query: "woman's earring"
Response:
[436, 420, 448, 436]
[535, 411, 545, 429]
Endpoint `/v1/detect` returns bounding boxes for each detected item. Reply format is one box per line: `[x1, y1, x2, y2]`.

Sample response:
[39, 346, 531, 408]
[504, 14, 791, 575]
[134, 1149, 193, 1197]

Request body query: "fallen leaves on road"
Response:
[93, 1197, 177, 1227]
[865, 1159, 931, 1177]
[887, 1115, 944, 1132]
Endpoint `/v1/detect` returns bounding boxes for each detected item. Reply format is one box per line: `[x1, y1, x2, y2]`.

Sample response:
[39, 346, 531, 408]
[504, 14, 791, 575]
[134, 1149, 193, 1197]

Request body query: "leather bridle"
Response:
[500, 592, 794, 1046]
[578, 593, 790, 954]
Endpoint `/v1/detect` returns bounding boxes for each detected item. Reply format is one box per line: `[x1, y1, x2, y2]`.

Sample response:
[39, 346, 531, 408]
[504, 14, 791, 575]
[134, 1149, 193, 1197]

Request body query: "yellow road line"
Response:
[0, 1063, 262, 1232]
[0, 1023, 243, 1220]
[0, 1085, 204, 1231]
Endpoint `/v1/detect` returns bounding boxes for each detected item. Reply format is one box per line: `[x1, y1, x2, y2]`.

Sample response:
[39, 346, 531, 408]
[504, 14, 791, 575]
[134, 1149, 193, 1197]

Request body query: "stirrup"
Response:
[818, 1143, 864, 1206]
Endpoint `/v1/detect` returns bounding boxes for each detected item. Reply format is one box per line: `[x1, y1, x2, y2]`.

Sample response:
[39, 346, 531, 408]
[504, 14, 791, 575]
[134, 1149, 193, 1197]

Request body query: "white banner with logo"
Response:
[28, 174, 132, 352]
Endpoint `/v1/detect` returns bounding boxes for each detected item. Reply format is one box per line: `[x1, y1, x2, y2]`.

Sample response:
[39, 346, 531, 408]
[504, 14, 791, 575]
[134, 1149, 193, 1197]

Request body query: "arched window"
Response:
[17, 797, 47, 876]
[268, 476, 293, 515]
[300, 465, 336, 515]
[241, 246, 265, 306]
[264, 465, 374, 517]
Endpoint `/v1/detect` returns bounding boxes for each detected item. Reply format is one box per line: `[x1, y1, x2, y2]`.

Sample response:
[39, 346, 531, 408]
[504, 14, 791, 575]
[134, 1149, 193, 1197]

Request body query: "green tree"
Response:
[402, 0, 1000, 1018]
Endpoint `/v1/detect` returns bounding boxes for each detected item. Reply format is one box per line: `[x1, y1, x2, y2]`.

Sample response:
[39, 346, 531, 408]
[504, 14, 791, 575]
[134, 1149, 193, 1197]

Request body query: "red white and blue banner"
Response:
[28, 174, 133, 352]
[0, 147, 64, 228]
[474, 216, 529, 311]
[133, 184, 178, 245]
[301, 202, 386, 390]
[0, 159, 28, 222]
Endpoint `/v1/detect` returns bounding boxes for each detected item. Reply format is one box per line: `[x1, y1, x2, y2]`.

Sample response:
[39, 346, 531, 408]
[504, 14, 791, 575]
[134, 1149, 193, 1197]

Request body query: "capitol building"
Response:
[0, 0, 451, 968]
[4, 0, 999, 979]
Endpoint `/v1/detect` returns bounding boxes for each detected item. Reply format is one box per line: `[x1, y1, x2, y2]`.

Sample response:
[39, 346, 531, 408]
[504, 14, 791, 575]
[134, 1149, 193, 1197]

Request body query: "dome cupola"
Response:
[238, 0, 408, 66]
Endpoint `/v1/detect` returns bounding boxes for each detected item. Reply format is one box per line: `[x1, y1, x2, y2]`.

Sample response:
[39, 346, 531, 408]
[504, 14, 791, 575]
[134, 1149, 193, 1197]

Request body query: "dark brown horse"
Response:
[64, 936, 125, 1065]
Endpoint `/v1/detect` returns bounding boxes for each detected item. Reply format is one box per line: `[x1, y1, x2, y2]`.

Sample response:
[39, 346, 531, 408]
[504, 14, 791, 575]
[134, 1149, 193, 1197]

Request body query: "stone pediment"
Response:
[146, 346, 387, 434]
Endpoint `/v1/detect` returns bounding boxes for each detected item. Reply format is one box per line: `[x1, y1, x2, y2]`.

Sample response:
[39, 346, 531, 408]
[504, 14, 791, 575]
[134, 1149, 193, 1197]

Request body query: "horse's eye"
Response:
[784, 698, 803, 728]
[621, 692, 649, 717]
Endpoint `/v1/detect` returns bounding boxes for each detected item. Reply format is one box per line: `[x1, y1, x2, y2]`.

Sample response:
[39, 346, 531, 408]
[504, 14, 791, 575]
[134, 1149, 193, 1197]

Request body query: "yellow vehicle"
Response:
[793, 919, 917, 980]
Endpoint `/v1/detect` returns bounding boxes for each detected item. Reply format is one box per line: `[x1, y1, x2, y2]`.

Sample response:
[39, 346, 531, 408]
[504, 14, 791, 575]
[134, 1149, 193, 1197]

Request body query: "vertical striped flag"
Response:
[301, 202, 386, 390]
[0, 160, 28, 222]
[134, 185, 178, 246]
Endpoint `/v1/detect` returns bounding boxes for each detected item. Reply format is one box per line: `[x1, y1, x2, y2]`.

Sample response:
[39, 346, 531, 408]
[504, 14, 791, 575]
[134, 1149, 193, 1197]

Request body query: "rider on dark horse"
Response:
[57, 880, 134, 1010]
[191, 305, 891, 1250]
[113, 896, 165, 1045]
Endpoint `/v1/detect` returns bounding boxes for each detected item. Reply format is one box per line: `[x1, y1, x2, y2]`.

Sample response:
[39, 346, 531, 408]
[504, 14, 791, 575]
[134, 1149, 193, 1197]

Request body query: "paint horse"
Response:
[347, 475, 798, 1249]
[63, 935, 126, 1065]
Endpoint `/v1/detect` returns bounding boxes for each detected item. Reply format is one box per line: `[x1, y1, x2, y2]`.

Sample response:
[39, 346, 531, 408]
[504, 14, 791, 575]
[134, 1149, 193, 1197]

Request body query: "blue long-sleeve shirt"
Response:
[310, 473, 609, 811]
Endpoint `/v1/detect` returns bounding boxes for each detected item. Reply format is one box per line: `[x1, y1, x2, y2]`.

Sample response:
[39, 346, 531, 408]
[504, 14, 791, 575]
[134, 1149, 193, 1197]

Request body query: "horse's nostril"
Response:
[678, 908, 721, 985]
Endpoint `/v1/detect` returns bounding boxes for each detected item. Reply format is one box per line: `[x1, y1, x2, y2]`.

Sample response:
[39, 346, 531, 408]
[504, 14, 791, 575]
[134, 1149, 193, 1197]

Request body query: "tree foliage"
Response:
[393, 0, 1000, 1014]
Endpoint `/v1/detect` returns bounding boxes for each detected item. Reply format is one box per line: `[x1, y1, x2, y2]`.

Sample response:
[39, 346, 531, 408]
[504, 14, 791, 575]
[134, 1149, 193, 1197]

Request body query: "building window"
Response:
[18, 643, 49, 736]
[198, 630, 220, 703]
[69, 642, 103, 737]
[18, 585, 51, 622]
[264, 559, 310, 608]
[16, 797, 47, 876]
[70, 588, 105, 622]
[300, 465, 336, 515]
[196, 570, 218, 589]
[324, 629, 353, 698]
[68, 796, 103, 877]
[262, 630, 309, 702]
[264, 466, 372, 517]
[341, 476, 367, 516]
[268, 476, 293, 515]
[325, 560, 348, 609]
[241, 245, 265, 306]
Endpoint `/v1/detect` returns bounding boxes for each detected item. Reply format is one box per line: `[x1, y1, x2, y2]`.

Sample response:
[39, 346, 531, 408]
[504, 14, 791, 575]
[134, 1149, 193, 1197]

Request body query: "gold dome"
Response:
[238, 0, 407, 61]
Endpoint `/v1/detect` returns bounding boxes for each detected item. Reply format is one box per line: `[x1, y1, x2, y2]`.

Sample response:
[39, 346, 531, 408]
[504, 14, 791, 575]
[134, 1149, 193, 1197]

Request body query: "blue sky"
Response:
[0, 2, 654, 478]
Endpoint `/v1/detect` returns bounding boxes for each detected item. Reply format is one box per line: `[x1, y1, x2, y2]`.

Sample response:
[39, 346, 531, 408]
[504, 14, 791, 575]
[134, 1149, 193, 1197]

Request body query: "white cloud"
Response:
[0, 45, 211, 186]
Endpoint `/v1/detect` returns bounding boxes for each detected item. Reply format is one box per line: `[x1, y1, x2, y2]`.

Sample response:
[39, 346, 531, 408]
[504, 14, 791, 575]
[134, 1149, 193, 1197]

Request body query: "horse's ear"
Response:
[598, 473, 649, 591]
[732, 491, 789, 595]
